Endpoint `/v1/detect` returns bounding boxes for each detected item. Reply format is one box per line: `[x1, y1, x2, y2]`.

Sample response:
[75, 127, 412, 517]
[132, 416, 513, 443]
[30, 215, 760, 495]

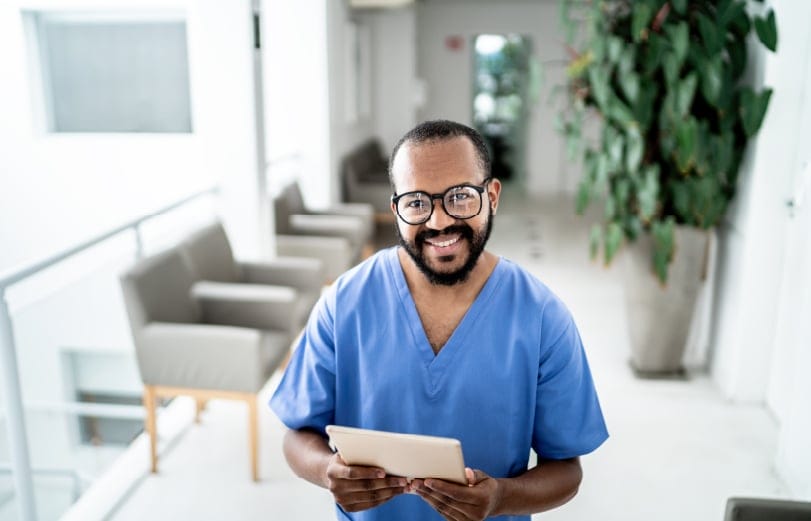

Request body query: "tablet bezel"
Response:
[325, 425, 467, 485]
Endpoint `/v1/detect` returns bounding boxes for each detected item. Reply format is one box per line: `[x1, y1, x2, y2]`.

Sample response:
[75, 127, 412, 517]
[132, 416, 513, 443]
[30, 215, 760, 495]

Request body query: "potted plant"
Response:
[557, 0, 778, 375]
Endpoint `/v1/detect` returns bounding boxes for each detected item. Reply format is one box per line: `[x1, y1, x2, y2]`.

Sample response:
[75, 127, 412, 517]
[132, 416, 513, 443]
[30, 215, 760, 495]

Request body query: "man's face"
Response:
[390, 137, 500, 285]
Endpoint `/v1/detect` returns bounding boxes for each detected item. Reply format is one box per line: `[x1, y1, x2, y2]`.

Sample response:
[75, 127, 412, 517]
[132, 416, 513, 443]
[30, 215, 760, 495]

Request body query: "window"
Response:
[28, 11, 192, 133]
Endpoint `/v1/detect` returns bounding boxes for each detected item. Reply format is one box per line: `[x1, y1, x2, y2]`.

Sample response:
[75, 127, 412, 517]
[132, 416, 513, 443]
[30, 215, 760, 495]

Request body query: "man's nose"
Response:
[426, 198, 455, 229]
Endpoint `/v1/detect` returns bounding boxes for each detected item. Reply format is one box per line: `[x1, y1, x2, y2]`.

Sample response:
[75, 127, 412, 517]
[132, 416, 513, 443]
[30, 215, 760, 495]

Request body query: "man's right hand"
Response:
[325, 453, 409, 512]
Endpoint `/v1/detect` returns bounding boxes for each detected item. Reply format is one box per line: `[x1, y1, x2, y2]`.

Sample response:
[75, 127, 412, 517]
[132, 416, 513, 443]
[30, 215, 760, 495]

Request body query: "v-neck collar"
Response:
[386, 247, 505, 394]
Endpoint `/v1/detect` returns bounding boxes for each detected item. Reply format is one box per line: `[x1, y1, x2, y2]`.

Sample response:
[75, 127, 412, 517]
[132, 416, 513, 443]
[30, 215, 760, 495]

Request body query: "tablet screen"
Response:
[326, 425, 467, 484]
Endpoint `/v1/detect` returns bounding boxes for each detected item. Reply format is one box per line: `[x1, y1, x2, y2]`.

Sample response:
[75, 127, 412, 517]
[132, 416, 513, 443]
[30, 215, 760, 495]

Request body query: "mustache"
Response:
[416, 224, 473, 243]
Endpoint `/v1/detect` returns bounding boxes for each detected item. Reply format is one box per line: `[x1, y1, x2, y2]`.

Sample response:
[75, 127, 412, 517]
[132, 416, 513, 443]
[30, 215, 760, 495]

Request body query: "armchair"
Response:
[120, 246, 298, 481]
[274, 182, 374, 258]
[341, 138, 393, 214]
[178, 220, 322, 337]
[724, 497, 811, 521]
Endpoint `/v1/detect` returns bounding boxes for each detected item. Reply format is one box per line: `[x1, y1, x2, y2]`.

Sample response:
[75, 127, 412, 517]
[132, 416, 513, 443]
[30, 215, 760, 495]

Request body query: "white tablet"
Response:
[325, 425, 467, 484]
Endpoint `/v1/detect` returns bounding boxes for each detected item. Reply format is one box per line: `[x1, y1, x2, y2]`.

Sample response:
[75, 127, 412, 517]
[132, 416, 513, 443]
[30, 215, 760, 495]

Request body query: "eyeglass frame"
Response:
[391, 178, 493, 225]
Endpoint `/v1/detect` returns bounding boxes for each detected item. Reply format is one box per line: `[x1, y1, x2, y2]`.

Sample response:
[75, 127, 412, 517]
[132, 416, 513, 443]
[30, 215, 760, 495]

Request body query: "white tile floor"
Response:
[104, 191, 789, 521]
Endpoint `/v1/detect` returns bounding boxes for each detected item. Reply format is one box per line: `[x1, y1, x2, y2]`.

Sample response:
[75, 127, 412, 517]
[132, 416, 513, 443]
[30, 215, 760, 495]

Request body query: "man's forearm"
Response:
[491, 457, 582, 516]
[282, 428, 333, 488]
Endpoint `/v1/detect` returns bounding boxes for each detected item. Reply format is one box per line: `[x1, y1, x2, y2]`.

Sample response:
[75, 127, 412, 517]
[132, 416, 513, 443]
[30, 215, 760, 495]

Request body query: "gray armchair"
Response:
[724, 497, 811, 521]
[272, 182, 374, 280]
[120, 243, 308, 481]
[341, 138, 393, 214]
[179, 220, 322, 337]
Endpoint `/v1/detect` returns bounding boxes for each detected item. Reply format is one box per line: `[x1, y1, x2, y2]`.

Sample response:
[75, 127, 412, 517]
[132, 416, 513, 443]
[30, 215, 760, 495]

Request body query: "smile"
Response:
[425, 236, 460, 248]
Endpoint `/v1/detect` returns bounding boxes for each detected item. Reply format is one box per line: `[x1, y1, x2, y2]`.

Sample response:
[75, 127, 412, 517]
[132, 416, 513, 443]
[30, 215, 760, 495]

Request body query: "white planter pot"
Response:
[623, 225, 708, 376]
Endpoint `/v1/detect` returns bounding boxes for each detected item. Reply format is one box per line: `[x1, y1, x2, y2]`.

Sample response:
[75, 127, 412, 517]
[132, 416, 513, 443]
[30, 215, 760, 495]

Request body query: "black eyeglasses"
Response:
[391, 179, 491, 225]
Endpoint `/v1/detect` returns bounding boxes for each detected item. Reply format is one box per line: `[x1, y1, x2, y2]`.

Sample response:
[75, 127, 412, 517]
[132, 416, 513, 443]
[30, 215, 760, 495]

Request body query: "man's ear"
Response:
[488, 178, 502, 214]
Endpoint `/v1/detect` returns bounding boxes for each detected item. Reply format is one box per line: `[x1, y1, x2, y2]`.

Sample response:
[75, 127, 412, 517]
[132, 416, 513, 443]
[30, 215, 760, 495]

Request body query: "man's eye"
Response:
[407, 199, 427, 209]
[449, 192, 471, 202]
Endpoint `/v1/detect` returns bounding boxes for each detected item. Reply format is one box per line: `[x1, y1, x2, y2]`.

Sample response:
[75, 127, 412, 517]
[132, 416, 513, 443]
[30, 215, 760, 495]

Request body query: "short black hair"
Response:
[388, 120, 492, 188]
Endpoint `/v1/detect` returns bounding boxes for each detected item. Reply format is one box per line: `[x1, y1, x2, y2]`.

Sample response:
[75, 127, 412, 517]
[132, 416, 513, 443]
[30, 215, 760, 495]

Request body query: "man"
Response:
[270, 120, 608, 520]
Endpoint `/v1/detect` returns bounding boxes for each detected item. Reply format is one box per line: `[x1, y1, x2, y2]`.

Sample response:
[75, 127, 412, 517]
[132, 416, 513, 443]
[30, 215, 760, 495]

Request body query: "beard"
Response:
[396, 209, 494, 286]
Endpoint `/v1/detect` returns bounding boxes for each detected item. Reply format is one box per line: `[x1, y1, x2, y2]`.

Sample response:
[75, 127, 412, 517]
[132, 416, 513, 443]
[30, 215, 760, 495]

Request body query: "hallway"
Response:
[91, 191, 788, 521]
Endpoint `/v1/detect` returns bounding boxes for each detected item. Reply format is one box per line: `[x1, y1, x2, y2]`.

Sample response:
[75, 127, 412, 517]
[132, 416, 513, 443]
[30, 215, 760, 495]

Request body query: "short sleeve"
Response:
[269, 289, 337, 435]
[532, 303, 608, 459]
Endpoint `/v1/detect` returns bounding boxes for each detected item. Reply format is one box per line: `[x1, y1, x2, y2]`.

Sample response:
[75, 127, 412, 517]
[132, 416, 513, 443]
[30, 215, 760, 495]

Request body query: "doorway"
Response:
[472, 34, 532, 184]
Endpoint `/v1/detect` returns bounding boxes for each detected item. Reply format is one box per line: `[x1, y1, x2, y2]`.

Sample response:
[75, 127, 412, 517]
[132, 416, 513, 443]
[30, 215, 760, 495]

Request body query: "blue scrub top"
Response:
[271, 247, 608, 521]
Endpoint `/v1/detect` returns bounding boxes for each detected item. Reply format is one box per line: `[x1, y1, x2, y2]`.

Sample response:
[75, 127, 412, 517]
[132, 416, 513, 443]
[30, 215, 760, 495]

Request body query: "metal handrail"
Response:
[0, 185, 218, 521]
[0, 186, 219, 290]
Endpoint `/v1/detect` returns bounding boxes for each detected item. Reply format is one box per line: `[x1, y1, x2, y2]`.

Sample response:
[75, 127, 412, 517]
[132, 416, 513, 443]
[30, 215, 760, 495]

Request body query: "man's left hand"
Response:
[412, 467, 501, 521]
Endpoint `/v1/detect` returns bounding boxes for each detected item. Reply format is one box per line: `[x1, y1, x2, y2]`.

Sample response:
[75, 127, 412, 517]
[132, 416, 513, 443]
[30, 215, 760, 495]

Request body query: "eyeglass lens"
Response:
[397, 185, 482, 223]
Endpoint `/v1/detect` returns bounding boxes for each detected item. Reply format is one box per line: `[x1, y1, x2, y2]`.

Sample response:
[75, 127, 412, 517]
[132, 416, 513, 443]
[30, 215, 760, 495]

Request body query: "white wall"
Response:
[415, 1, 569, 196]
[325, 1, 377, 206]
[0, 0, 264, 274]
[709, 0, 811, 498]
[369, 7, 417, 152]
[262, 0, 332, 209]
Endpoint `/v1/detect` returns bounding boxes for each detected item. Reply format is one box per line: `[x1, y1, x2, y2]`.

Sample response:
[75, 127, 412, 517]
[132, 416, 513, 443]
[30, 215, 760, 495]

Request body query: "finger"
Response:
[336, 476, 408, 493]
[423, 478, 478, 504]
[415, 487, 470, 521]
[329, 462, 386, 481]
[339, 491, 405, 513]
[338, 485, 408, 507]
[465, 467, 490, 486]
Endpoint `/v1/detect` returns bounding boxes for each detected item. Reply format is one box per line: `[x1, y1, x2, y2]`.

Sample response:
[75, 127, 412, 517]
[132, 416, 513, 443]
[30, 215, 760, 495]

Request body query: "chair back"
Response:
[120, 247, 200, 335]
[286, 182, 307, 214]
[180, 221, 240, 282]
[273, 185, 295, 234]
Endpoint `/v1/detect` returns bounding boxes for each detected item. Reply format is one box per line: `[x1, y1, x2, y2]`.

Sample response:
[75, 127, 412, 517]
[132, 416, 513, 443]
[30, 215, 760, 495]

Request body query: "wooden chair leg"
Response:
[247, 395, 259, 482]
[195, 398, 207, 424]
[143, 385, 158, 474]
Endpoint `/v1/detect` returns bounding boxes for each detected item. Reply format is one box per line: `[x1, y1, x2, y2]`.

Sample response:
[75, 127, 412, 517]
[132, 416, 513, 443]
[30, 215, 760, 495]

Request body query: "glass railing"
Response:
[0, 188, 218, 521]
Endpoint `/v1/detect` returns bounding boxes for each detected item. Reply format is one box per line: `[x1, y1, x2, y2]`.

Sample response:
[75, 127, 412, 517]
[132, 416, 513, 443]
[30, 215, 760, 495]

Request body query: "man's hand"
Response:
[325, 453, 409, 512]
[412, 467, 502, 521]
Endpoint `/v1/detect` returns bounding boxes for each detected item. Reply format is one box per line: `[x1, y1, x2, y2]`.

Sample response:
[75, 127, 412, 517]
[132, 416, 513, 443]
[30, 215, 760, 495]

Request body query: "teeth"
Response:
[430, 237, 459, 248]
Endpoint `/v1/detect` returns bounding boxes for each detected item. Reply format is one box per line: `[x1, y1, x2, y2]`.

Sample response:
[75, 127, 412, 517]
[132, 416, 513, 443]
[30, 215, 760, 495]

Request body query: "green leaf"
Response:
[697, 13, 720, 55]
[728, 36, 748, 81]
[671, 0, 687, 15]
[588, 66, 610, 109]
[754, 10, 778, 52]
[604, 222, 623, 265]
[700, 56, 723, 107]
[589, 224, 602, 260]
[625, 127, 644, 173]
[607, 36, 624, 64]
[637, 165, 660, 222]
[619, 72, 640, 105]
[642, 33, 666, 76]
[663, 51, 680, 86]
[632, 4, 653, 42]
[675, 118, 698, 173]
[676, 73, 698, 117]
[596, 154, 610, 190]
[740, 87, 773, 137]
[651, 218, 675, 284]
[618, 46, 636, 76]
[576, 180, 591, 214]
[607, 96, 635, 127]
[633, 83, 658, 132]
[605, 125, 623, 171]
[665, 22, 689, 68]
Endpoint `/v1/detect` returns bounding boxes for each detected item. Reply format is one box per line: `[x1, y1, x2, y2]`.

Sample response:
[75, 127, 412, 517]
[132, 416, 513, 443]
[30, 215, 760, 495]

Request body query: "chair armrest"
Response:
[238, 258, 323, 292]
[321, 203, 375, 219]
[289, 214, 367, 248]
[137, 322, 284, 392]
[275, 235, 354, 281]
[191, 281, 299, 333]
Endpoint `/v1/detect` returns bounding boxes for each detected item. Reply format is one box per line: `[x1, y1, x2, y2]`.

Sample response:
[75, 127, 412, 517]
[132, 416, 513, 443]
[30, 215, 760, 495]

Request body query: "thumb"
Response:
[465, 467, 488, 486]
